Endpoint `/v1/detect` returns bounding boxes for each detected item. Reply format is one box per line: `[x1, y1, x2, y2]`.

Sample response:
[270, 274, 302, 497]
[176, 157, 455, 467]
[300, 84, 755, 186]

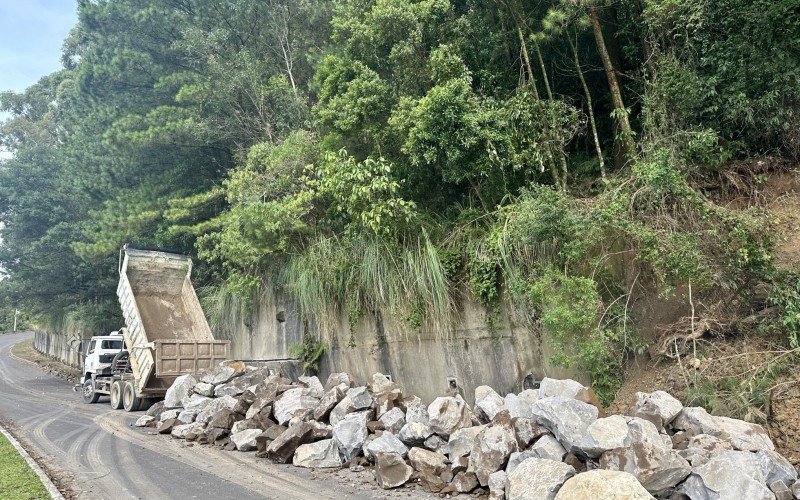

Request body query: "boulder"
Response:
[577, 415, 632, 458]
[423, 434, 448, 454]
[177, 409, 199, 424]
[231, 419, 262, 434]
[770, 481, 794, 500]
[375, 389, 403, 419]
[333, 411, 369, 461]
[408, 447, 448, 476]
[505, 389, 539, 420]
[204, 427, 230, 445]
[447, 425, 486, 461]
[374, 452, 413, 489]
[160, 409, 181, 422]
[134, 415, 155, 427]
[273, 387, 320, 425]
[554, 469, 654, 500]
[514, 418, 547, 449]
[324, 372, 354, 391]
[379, 407, 406, 435]
[488, 471, 507, 500]
[678, 450, 773, 500]
[164, 374, 197, 408]
[756, 449, 798, 487]
[195, 395, 238, 424]
[630, 391, 682, 428]
[346, 386, 374, 411]
[672, 407, 774, 452]
[265, 422, 314, 463]
[676, 434, 732, 466]
[791, 481, 800, 499]
[231, 428, 263, 451]
[293, 439, 343, 468]
[505, 458, 575, 500]
[529, 434, 567, 462]
[171, 421, 205, 439]
[398, 422, 433, 446]
[475, 386, 506, 422]
[193, 381, 215, 397]
[208, 409, 243, 430]
[539, 378, 592, 402]
[146, 400, 165, 418]
[200, 364, 238, 386]
[428, 395, 472, 437]
[364, 432, 409, 461]
[468, 413, 517, 486]
[313, 384, 346, 421]
[506, 450, 537, 473]
[449, 472, 479, 493]
[181, 394, 213, 412]
[308, 420, 333, 440]
[404, 396, 430, 424]
[299, 375, 325, 398]
[368, 373, 398, 396]
[531, 397, 599, 453]
[246, 388, 277, 420]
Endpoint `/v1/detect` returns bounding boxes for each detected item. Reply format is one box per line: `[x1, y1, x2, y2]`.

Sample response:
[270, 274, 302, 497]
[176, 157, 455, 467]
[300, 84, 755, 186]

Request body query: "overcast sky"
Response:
[0, 0, 78, 122]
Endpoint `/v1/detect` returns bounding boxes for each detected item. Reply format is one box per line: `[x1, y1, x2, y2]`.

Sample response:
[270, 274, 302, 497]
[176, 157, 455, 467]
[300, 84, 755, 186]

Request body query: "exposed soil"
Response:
[10, 340, 81, 383]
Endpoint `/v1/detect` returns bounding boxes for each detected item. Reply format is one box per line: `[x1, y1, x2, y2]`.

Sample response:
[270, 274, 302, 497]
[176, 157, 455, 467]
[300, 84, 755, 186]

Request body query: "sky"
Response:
[0, 0, 78, 122]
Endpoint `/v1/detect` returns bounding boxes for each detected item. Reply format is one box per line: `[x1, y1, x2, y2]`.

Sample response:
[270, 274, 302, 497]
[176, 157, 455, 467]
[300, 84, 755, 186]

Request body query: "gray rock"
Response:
[506, 458, 576, 500]
[347, 386, 374, 410]
[208, 408, 243, 430]
[475, 386, 506, 422]
[398, 422, 433, 446]
[231, 428, 263, 451]
[791, 481, 800, 500]
[757, 449, 798, 487]
[164, 374, 197, 408]
[555, 469, 653, 500]
[447, 425, 486, 461]
[313, 384, 346, 421]
[679, 450, 773, 500]
[578, 415, 632, 458]
[365, 432, 409, 461]
[265, 422, 314, 463]
[333, 411, 369, 461]
[631, 390, 683, 428]
[134, 415, 155, 427]
[328, 395, 352, 426]
[450, 471, 480, 493]
[369, 373, 398, 396]
[299, 375, 325, 398]
[374, 452, 413, 489]
[770, 481, 794, 500]
[195, 395, 238, 424]
[676, 433, 732, 466]
[404, 396, 429, 425]
[193, 381, 215, 397]
[171, 421, 205, 439]
[200, 365, 238, 385]
[506, 450, 537, 473]
[513, 418, 546, 449]
[468, 415, 517, 486]
[428, 395, 472, 437]
[231, 418, 262, 434]
[177, 409, 199, 424]
[160, 409, 181, 422]
[672, 407, 775, 452]
[408, 447, 448, 476]
[379, 407, 406, 435]
[529, 434, 567, 462]
[505, 389, 539, 420]
[293, 439, 343, 468]
[539, 378, 593, 403]
[423, 434, 448, 454]
[488, 470, 507, 500]
[273, 387, 320, 425]
[531, 396, 599, 453]
[181, 394, 212, 412]
[324, 372, 354, 391]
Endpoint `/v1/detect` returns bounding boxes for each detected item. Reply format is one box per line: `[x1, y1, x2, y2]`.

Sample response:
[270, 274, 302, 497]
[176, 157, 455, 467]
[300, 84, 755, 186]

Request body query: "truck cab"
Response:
[80, 331, 125, 403]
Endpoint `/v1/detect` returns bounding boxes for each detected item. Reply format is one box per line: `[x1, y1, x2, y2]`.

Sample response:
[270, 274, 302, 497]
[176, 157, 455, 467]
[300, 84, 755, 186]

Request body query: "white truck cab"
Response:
[80, 331, 125, 403]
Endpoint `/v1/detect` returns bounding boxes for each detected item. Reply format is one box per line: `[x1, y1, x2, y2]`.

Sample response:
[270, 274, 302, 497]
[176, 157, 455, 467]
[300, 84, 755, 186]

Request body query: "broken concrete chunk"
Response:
[554, 469, 653, 500]
[505, 458, 576, 500]
[531, 396, 599, 453]
[231, 428, 263, 451]
[333, 411, 369, 461]
[164, 374, 197, 408]
[293, 439, 343, 468]
[374, 452, 413, 489]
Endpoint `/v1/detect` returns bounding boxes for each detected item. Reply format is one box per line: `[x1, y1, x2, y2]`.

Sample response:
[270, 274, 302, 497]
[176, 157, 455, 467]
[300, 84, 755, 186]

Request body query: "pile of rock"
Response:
[137, 364, 800, 499]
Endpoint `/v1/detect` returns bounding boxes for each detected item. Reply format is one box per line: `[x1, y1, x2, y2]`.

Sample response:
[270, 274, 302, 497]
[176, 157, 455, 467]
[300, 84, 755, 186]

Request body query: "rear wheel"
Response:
[122, 381, 142, 412]
[110, 380, 124, 410]
[82, 378, 100, 404]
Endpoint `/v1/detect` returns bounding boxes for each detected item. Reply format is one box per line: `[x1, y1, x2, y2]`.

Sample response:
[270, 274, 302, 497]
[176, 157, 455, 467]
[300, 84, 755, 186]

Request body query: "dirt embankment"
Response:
[10, 340, 81, 383]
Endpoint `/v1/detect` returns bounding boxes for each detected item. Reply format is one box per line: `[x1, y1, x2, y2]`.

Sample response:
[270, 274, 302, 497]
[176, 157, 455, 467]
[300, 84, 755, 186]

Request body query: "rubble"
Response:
[155, 363, 799, 498]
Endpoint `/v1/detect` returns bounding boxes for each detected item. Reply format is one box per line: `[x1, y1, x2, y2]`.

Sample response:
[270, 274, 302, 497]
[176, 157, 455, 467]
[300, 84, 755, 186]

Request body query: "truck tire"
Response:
[82, 379, 100, 404]
[122, 381, 142, 412]
[110, 380, 124, 410]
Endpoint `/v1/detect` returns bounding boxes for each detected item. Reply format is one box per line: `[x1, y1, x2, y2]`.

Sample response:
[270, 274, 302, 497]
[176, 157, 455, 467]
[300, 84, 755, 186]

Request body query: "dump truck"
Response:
[78, 246, 229, 411]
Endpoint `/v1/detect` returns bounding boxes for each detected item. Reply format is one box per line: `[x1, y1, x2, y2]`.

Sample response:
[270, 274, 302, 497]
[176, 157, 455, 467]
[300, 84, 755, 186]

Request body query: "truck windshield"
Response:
[100, 340, 123, 350]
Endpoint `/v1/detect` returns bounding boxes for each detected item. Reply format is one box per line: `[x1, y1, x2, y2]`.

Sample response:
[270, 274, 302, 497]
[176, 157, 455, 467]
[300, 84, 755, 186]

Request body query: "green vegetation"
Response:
[0, 432, 49, 499]
[1, 0, 797, 401]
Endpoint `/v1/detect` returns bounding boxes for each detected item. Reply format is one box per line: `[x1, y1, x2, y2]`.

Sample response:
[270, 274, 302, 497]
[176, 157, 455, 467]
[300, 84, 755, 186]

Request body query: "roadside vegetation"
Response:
[1, 0, 798, 404]
[0, 432, 49, 499]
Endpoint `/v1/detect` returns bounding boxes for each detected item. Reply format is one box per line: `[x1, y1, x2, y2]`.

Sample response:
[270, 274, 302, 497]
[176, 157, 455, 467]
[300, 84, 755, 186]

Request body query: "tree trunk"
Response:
[569, 34, 606, 180]
[588, 6, 635, 164]
[534, 40, 568, 190]
[516, 26, 539, 99]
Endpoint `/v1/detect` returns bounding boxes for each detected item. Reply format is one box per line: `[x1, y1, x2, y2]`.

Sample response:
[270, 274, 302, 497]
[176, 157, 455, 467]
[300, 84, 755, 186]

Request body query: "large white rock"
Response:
[374, 452, 413, 489]
[273, 387, 320, 425]
[539, 378, 592, 402]
[181, 394, 212, 412]
[398, 422, 433, 446]
[231, 428, 263, 451]
[468, 418, 518, 486]
[170, 421, 205, 439]
[193, 381, 215, 397]
[428, 395, 472, 437]
[756, 449, 798, 487]
[631, 391, 683, 428]
[164, 374, 197, 408]
[578, 415, 632, 458]
[408, 447, 448, 476]
[177, 409, 199, 424]
[505, 389, 539, 419]
[195, 395, 238, 424]
[364, 432, 409, 462]
[529, 434, 567, 462]
[333, 411, 369, 461]
[160, 409, 181, 422]
[200, 364, 238, 385]
[299, 375, 325, 398]
[134, 415, 154, 427]
[447, 425, 486, 461]
[404, 396, 429, 424]
[679, 450, 773, 500]
[475, 386, 506, 422]
[677, 434, 732, 466]
[506, 458, 575, 500]
[531, 396, 598, 453]
[346, 386, 374, 410]
[555, 469, 654, 499]
[293, 439, 343, 468]
[672, 407, 774, 452]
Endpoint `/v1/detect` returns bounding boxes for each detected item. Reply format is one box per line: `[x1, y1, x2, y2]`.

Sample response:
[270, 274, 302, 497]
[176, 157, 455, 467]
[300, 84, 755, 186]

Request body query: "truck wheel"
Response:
[82, 379, 100, 404]
[110, 381, 124, 410]
[122, 381, 142, 412]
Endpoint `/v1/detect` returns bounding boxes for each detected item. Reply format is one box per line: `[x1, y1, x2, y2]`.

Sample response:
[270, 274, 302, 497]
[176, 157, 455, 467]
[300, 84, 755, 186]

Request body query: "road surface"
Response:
[0, 332, 422, 499]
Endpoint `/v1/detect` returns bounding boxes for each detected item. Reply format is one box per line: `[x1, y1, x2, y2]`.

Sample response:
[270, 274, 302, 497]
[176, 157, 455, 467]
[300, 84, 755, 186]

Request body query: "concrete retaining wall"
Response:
[33, 330, 84, 368]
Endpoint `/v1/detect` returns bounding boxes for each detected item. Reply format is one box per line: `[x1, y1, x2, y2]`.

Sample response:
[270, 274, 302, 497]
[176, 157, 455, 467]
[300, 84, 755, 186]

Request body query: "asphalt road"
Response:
[0, 332, 423, 500]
